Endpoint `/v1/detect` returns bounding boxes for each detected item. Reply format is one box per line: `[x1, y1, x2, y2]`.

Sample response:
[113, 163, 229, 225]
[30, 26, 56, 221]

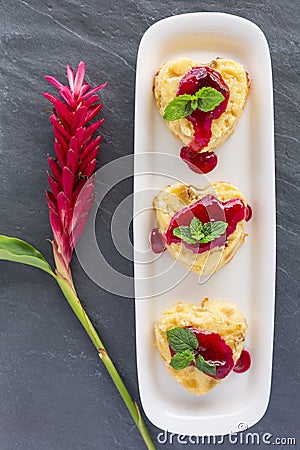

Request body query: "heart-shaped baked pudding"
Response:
[154, 58, 250, 173]
[152, 182, 251, 276]
[155, 298, 250, 396]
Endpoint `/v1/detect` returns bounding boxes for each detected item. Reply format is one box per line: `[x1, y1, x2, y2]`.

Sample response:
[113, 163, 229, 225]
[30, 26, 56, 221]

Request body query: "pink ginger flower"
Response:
[43, 61, 106, 285]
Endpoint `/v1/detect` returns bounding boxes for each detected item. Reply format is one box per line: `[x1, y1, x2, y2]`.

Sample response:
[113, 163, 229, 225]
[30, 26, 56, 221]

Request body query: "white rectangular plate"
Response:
[134, 12, 275, 436]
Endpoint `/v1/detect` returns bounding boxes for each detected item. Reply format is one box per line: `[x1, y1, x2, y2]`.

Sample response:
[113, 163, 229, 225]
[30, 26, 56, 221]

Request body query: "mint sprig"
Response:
[201, 221, 228, 243]
[170, 349, 194, 370]
[163, 87, 225, 121]
[173, 217, 228, 245]
[195, 354, 217, 376]
[163, 94, 194, 121]
[166, 327, 217, 375]
[189, 217, 205, 241]
[173, 226, 197, 245]
[167, 327, 199, 353]
[195, 87, 225, 113]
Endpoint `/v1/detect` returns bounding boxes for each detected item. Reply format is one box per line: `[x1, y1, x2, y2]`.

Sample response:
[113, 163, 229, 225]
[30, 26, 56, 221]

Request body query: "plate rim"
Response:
[134, 11, 276, 436]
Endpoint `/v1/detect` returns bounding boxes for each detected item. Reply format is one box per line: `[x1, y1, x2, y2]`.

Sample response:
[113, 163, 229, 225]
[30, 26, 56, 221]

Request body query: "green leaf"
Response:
[163, 94, 193, 121]
[173, 226, 197, 244]
[195, 87, 225, 112]
[170, 349, 194, 370]
[0, 235, 55, 276]
[191, 98, 198, 110]
[163, 86, 225, 121]
[195, 354, 217, 376]
[201, 221, 228, 243]
[167, 327, 199, 353]
[190, 217, 204, 240]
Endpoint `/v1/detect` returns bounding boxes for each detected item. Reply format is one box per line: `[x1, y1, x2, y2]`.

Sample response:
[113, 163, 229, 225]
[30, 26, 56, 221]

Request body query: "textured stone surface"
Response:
[0, 1, 299, 449]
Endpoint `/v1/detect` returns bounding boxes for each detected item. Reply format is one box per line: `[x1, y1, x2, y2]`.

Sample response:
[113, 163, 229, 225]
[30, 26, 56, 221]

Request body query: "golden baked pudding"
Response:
[153, 182, 251, 276]
[155, 298, 249, 396]
[154, 57, 250, 152]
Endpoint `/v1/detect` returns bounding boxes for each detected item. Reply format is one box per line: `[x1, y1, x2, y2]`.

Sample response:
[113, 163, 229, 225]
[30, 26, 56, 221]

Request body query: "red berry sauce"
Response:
[233, 349, 251, 373]
[150, 227, 166, 253]
[176, 66, 230, 174]
[188, 328, 234, 379]
[165, 194, 247, 254]
[246, 205, 253, 222]
[180, 147, 218, 174]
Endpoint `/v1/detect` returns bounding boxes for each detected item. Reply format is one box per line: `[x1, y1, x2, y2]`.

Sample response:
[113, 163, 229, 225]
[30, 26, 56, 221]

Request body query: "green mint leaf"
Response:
[195, 87, 225, 113]
[170, 349, 194, 370]
[191, 98, 198, 110]
[164, 87, 225, 120]
[163, 94, 194, 121]
[167, 327, 199, 353]
[195, 354, 217, 376]
[200, 221, 228, 243]
[173, 226, 197, 244]
[189, 217, 204, 240]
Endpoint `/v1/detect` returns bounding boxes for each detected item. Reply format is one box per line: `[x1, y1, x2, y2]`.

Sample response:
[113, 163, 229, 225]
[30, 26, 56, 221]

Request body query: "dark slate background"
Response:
[0, 1, 299, 449]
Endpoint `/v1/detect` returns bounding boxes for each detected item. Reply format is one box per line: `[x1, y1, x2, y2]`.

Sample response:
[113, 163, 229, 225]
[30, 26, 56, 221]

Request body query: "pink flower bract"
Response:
[43, 61, 106, 281]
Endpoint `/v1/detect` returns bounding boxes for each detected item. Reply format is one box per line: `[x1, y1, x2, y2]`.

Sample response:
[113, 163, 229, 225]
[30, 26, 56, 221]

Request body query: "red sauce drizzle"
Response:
[150, 227, 166, 253]
[165, 195, 247, 254]
[180, 147, 218, 174]
[246, 205, 253, 222]
[176, 66, 230, 174]
[233, 349, 251, 373]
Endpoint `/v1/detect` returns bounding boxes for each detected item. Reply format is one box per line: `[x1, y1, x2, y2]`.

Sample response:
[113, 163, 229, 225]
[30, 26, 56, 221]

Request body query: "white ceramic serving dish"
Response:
[134, 12, 275, 436]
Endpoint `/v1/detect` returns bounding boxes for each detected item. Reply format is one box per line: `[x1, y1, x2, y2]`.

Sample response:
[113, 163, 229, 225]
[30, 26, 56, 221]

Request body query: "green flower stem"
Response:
[0, 235, 156, 449]
[55, 275, 103, 349]
[98, 349, 155, 449]
[55, 275, 156, 450]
